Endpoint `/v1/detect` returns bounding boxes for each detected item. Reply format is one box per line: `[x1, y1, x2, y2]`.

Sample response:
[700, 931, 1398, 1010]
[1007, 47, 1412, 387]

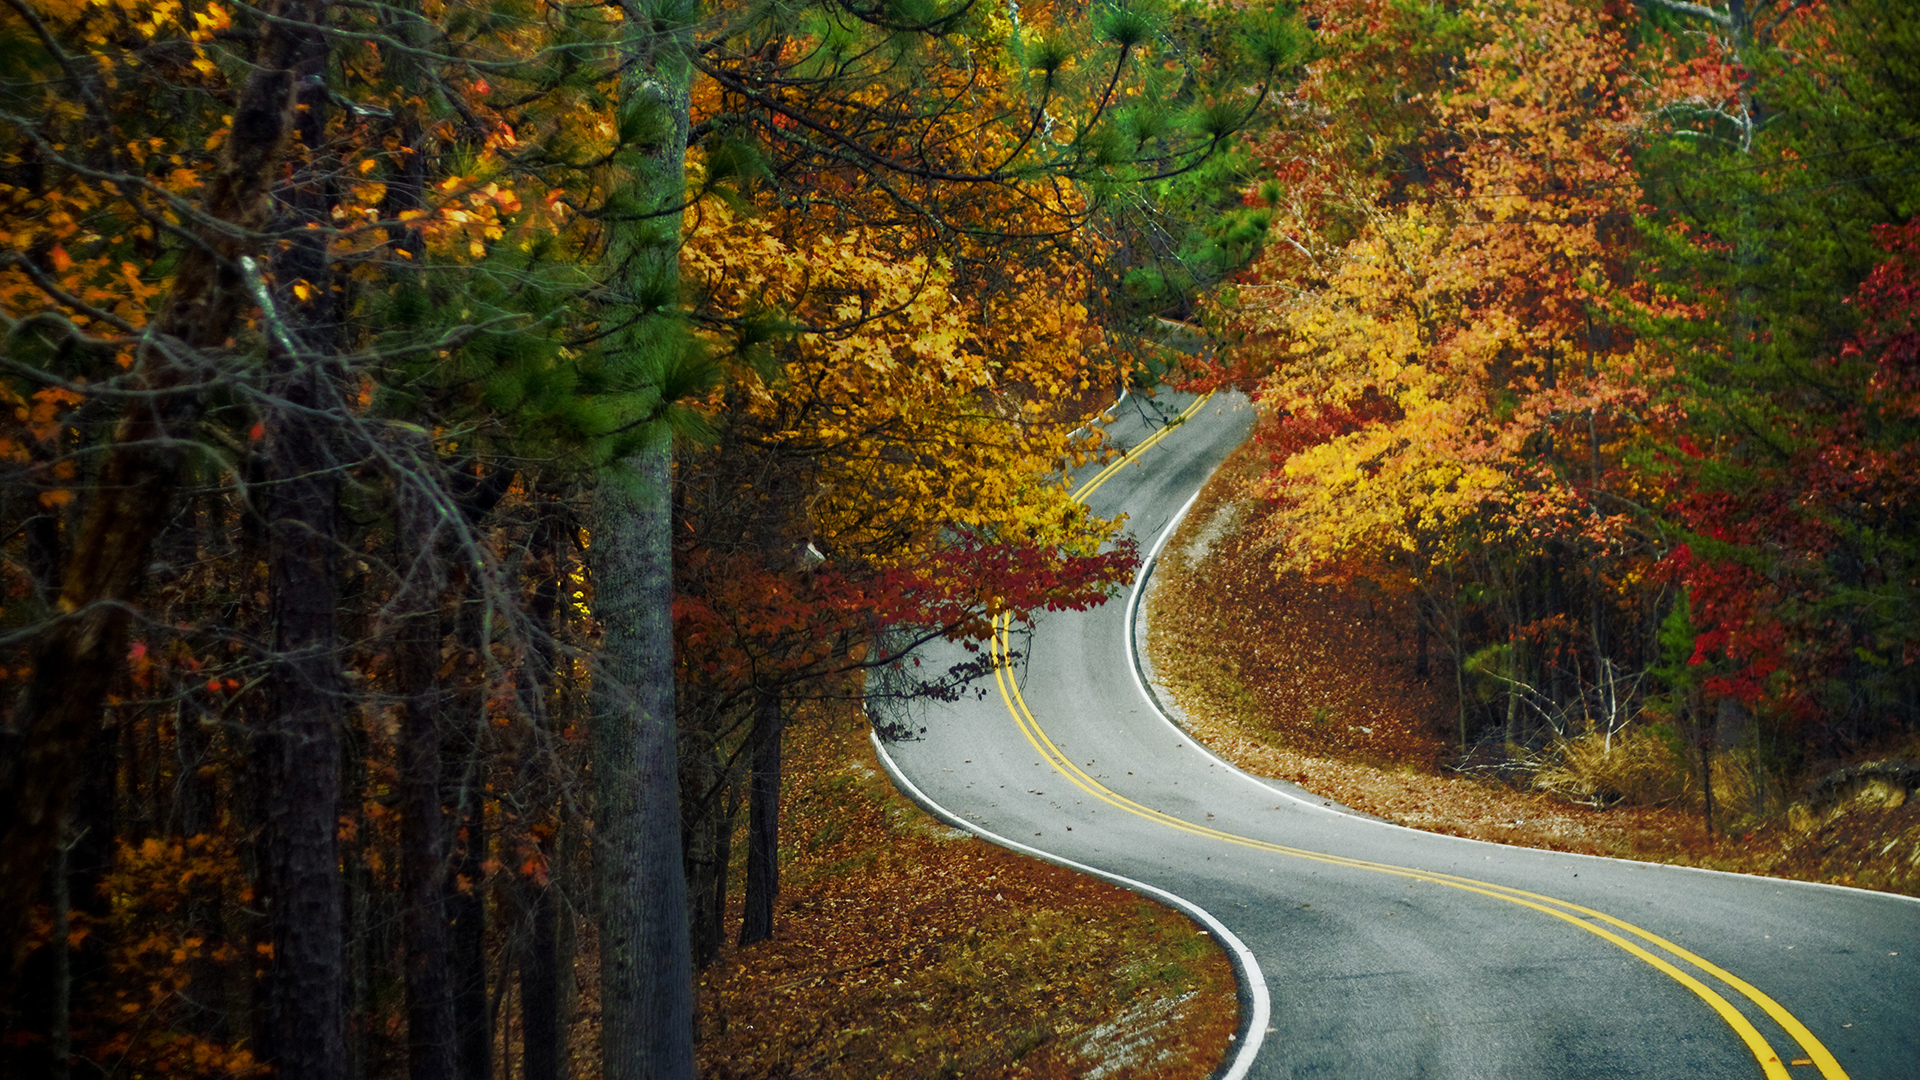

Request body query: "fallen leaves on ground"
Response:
[688, 701, 1238, 1079]
[1146, 437, 1920, 897]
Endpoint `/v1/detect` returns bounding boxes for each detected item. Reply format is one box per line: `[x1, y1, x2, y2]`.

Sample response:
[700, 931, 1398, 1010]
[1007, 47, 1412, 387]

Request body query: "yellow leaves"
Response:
[189, 1, 231, 39]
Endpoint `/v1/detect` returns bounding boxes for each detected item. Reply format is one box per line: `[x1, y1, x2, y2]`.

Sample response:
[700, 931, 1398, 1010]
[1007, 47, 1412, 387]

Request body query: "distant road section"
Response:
[875, 390, 1920, 1080]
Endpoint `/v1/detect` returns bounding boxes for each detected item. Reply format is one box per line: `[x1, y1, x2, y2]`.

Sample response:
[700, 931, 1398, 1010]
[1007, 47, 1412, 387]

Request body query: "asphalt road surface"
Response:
[874, 390, 1920, 1080]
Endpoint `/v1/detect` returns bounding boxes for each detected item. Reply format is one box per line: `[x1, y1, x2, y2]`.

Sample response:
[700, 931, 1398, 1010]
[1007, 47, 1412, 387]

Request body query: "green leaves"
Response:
[1028, 34, 1072, 76]
[617, 94, 677, 153]
[1190, 99, 1242, 142]
[1236, 7, 1305, 71]
[1097, 5, 1155, 49]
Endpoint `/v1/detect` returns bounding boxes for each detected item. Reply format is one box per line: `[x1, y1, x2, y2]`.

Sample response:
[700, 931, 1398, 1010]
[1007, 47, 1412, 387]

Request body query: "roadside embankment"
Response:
[1144, 436, 1920, 898]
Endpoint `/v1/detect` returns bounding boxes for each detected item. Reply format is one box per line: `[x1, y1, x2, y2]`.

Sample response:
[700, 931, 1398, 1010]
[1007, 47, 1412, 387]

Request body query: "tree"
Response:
[0, 0, 1299, 1072]
[1209, 0, 1670, 748]
[1636, 0, 1920, 752]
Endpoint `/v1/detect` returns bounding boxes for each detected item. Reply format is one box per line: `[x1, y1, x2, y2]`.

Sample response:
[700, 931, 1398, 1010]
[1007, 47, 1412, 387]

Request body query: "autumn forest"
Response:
[0, 0, 1913, 1073]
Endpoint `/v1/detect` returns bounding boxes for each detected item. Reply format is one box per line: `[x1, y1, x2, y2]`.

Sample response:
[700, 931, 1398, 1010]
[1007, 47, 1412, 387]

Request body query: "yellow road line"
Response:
[988, 391, 1845, 1080]
[1068, 392, 1214, 503]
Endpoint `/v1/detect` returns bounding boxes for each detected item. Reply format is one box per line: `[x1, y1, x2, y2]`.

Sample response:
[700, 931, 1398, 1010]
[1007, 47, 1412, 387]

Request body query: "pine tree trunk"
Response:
[256, 12, 346, 1073]
[257, 314, 348, 1080]
[681, 728, 725, 971]
[589, 0, 696, 1074]
[520, 509, 565, 1080]
[396, 482, 456, 1080]
[740, 695, 783, 947]
[450, 789, 491, 1080]
[590, 429, 695, 1080]
[521, 882, 562, 1080]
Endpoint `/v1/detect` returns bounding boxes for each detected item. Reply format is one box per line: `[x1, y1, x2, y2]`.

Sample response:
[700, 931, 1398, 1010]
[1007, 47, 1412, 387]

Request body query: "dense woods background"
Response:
[2, 0, 1915, 1075]
[1188, 0, 1919, 823]
[0, 0, 1288, 1073]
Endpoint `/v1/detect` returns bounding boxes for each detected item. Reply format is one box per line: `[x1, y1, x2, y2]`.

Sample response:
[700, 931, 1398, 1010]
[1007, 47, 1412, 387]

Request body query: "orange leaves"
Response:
[17, 833, 272, 1077]
[25, 385, 82, 441]
[680, 181, 1122, 587]
[1221, 0, 1666, 578]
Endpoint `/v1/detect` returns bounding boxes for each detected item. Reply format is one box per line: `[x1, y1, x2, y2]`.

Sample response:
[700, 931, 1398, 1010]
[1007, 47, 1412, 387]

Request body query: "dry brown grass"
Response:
[1145, 435, 1920, 896]
[1526, 727, 1694, 810]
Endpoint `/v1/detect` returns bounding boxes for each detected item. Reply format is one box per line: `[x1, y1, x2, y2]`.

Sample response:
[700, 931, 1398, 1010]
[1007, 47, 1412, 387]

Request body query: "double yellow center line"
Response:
[991, 392, 1844, 1080]
[1066, 392, 1213, 503]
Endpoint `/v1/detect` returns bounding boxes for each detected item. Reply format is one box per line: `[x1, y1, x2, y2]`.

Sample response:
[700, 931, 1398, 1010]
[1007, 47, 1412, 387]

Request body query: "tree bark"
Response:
[521, 882, 562, 1080]
[589, 429, 695, 1080]
[256, 323, 348, 1080]
[395, 478, 456, 1080]
[0, 0, 333, 957]
[681, 727, 726, 970]
[519, 507, 566, 1080]
[450, 785, 491, 1080]
[739, 694, 784, 947]
[588, 0, 697, 1075]
[254, 11, 346, 1076]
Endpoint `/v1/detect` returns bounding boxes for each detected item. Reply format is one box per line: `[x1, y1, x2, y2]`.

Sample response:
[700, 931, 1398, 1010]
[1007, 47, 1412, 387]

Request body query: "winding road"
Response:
[873, 390, 1920, 1080]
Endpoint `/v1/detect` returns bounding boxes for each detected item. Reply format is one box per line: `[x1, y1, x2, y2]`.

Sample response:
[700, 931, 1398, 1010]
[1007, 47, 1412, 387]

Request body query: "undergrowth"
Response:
[1146, 436, 1920, 898]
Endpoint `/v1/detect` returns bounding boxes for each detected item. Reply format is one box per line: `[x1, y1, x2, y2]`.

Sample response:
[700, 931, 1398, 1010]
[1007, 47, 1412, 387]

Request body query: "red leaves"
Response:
[677, 527, 1140, 699]
[1849, 219, 1920, 421]
[1661, 220, 1920, 722]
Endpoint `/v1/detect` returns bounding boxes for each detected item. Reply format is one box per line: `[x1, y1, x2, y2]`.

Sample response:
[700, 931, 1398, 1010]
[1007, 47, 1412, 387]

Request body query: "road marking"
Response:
[1067, 392, 1214, 502]
[868, 734, 1272, 1080]
[988, 390, 1847, 1080]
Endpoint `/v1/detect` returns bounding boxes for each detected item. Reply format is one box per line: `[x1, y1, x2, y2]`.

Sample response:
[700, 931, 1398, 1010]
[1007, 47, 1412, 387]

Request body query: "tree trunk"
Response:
[257, 311, 348, 1080]
[589, 429, 695, 1080]
[395, 480, 456, 1080]
[740, 694, 784, 947]
[521, 882, 562, 1080]
[519, 509, 565, 1080]
[450, 785, 491, 1080]
[589, 0, 697, 1074]
[255, 13, 346, 1075]
[0, 0, 332, 956]
[681, 726, 726, 971]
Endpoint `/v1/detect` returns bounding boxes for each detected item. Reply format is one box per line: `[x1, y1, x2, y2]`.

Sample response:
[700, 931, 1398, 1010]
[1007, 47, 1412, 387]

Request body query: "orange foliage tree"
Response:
[1206, 0, 1685, 747]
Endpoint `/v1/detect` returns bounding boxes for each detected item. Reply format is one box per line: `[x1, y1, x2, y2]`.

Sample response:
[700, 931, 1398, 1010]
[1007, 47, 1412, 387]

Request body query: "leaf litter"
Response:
[1146, 438, 1920, 897]
[683, 698, 1238, 1079]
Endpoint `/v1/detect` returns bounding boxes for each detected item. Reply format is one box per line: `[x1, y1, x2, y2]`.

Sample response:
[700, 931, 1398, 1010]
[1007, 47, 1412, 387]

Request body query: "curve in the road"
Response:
[875, 739, 1273, 1080]
[994, 616, 1825, 1080]
[873, 392, 1275, 1080]
[1021, 393, 1833, 1076]
[873, 391, 1917, 1080]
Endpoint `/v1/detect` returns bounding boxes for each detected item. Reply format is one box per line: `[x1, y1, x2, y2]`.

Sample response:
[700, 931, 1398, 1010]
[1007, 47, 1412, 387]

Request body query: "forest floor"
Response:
[1145, 436, 1920, 900]
[675, 698, 1238, 1080]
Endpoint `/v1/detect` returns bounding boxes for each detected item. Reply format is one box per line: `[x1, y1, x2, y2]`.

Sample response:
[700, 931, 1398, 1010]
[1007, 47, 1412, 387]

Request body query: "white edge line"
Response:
[870, 731, 1272, 1080]
[1122, 432, 1920, 908]
[1069, 386, 1131, 441]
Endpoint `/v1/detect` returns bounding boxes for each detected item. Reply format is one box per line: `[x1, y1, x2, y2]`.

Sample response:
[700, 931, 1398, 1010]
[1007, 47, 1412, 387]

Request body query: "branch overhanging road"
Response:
[872, 390, 1920, 1080]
